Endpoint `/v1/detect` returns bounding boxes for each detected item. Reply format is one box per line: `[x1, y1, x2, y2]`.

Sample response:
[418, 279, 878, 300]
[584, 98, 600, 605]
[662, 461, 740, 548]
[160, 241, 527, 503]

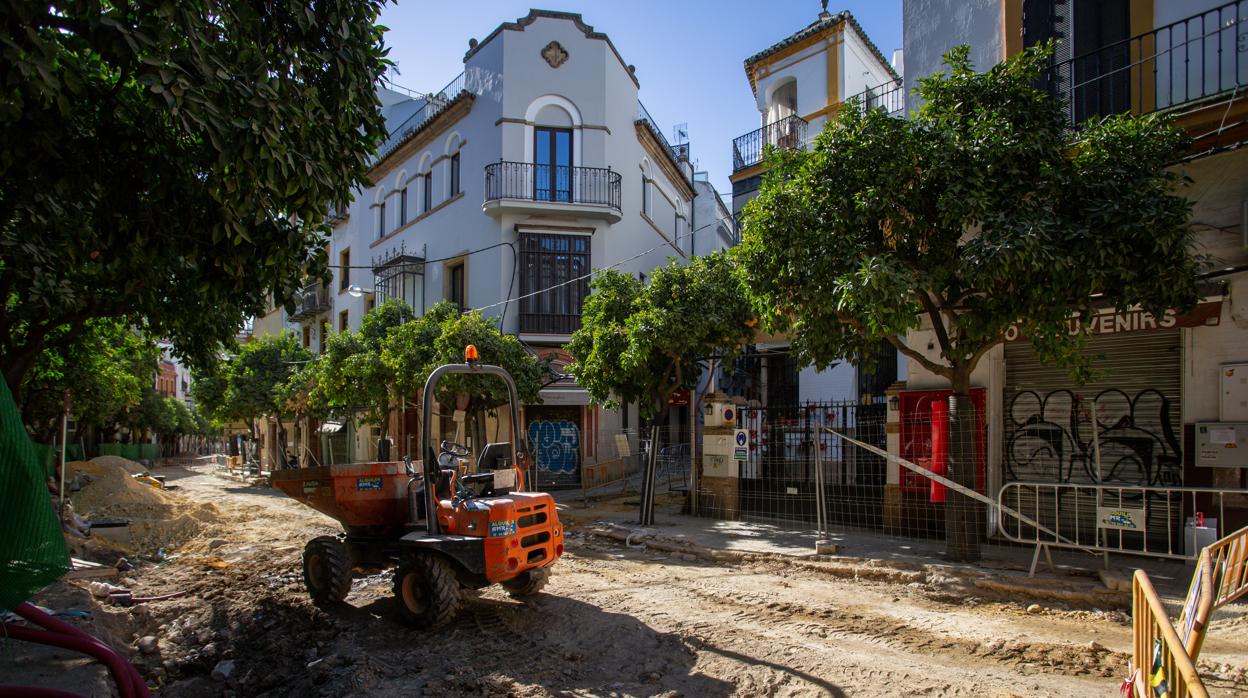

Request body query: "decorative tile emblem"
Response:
[542, 41, 568, 68]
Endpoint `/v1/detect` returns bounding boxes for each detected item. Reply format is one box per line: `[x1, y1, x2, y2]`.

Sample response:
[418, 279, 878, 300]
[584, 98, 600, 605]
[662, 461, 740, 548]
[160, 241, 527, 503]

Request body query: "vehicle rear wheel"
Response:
[501, 567, 550, 597]
[392, 553, 461, 629]
[303, 536, 352, 606]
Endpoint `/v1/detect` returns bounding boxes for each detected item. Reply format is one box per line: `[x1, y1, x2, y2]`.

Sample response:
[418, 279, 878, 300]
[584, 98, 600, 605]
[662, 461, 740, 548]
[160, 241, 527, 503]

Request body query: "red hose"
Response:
[10, 603, 149, 698]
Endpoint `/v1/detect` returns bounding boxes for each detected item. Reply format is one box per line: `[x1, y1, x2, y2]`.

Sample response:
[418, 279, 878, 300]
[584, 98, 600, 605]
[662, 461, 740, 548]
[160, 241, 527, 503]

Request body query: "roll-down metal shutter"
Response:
[1001, 330, 1183, 548]
[1004, 330, 1183, 485]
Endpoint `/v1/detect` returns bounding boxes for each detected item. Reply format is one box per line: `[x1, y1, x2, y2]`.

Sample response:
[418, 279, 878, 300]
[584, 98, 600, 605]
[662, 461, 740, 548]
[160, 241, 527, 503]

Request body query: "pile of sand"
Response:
[89, 455, 148, 475]
[68, 459, 222, 554]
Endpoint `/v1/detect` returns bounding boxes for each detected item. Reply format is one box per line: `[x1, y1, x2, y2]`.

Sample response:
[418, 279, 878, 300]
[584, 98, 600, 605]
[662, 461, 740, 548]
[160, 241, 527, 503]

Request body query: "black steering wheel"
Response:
[440, 440, 470, 458]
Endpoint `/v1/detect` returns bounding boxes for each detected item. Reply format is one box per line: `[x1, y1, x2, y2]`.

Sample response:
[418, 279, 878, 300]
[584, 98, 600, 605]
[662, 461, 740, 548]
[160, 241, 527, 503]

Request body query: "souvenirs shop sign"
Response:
[1004, 301, 1221, 342]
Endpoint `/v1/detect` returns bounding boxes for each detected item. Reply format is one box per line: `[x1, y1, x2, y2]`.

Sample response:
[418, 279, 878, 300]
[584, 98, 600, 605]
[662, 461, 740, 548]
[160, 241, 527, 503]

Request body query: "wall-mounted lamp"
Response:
[346, 284, 373, 298]
[888, 395, 900, 412]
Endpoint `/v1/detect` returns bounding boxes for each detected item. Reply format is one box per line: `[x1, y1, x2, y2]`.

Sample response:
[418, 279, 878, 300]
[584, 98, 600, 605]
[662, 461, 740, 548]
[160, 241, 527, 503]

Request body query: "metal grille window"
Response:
[519, 232, 590, 334]
[373, 253, 425, 315]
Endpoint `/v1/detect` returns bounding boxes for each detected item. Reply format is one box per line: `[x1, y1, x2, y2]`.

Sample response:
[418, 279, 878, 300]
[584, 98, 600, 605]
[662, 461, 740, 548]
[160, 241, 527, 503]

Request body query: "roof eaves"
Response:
[743, 11, 900, 94]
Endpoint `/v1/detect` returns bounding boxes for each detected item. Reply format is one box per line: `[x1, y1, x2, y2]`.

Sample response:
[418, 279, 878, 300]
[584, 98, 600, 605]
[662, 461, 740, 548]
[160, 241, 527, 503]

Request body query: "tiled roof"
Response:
[744, 11, 900, 93]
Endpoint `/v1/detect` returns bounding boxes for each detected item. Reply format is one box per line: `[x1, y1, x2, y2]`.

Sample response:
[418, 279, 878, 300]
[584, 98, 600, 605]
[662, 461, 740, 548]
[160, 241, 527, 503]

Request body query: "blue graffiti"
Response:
[528, 419, 579, 474]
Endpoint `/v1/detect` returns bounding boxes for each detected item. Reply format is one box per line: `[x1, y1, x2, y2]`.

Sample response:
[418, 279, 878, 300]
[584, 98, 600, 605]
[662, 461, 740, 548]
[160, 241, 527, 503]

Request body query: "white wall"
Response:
[799, 363, 856, 403]
[842, 25, 898, 102]
[902, 0, 1002, 114]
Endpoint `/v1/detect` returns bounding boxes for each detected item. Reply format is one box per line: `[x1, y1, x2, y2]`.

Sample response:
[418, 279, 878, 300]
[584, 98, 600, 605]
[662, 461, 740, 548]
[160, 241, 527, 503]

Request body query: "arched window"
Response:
[766, 79, 798, 123]
[640, 160, 654, 217]
[394, 170, 409, 227]
[417, 153, 434, 214]
[443, 133, 463, 199]
[375, 187, 388, 240]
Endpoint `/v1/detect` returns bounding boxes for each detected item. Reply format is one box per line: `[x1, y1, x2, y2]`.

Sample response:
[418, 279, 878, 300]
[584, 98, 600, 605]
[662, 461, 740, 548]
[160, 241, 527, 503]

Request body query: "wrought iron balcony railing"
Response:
[846, 80, 906, 118]
[731, 115, 808, 172]
[290, 282, 331, 321]
[1043, 0, 1247, 124]
[376, 72, 469, 160]
[484, 161, 622, 210]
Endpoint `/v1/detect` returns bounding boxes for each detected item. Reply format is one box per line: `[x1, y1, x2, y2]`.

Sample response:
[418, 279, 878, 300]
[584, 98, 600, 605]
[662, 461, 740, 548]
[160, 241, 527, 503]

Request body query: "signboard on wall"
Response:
[1004, 301, 1221, 342]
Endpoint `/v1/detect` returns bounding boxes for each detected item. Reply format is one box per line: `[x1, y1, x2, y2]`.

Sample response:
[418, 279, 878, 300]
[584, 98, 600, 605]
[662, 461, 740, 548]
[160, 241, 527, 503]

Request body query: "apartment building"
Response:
[256, 10, 705, 481]
[895, 0, 1248, 541]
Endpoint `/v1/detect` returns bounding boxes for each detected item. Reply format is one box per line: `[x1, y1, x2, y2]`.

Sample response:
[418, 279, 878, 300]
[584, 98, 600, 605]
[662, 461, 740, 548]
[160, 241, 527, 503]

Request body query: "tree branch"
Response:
[918, 290, 953, 357]
[884, 334, 953, 379]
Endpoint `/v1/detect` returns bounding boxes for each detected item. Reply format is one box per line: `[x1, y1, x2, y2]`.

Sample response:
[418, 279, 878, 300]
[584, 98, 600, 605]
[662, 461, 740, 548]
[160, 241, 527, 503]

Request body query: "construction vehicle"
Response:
[272, 347, 564, 628]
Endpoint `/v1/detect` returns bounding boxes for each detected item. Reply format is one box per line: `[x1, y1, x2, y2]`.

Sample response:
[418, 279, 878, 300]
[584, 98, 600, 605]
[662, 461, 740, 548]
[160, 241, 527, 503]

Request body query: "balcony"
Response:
[846, 80, 906, 118]
[732, 115, 808, 173]
[482, 161, 622, 222]
[1042, 0, 1247, 148]
[289, 282, 331, 322]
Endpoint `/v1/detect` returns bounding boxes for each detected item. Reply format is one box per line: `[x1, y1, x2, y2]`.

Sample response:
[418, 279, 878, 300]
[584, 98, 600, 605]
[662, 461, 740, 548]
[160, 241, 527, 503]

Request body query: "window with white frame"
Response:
[422, 173, 432, 213]
[377, 201, 386, 239]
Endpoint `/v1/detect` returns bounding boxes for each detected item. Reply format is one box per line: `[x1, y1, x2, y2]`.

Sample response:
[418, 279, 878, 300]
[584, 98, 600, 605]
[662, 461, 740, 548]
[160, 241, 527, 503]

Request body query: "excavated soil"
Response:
[66, 464, 1248, 697]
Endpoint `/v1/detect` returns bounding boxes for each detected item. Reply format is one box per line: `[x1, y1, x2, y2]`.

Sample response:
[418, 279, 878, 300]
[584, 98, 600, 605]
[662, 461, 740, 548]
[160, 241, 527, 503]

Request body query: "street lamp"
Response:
[346, 284, 373, 298]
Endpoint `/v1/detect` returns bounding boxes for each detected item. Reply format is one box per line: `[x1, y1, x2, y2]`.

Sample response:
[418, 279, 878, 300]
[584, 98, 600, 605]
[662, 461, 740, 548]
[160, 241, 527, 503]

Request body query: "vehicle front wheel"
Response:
[392, 553, 461, 629]
[501, 567, 550, 597]
[303, 536, 352, 606]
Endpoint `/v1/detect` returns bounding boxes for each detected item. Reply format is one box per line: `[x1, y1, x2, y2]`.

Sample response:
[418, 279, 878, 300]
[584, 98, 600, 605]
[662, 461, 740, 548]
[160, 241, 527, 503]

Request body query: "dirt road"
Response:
[96, 465, 1248, 697]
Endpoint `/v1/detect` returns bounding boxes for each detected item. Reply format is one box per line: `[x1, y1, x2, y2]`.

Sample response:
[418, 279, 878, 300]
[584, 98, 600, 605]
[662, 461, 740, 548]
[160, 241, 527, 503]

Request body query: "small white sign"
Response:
[614, 433, 631, 458]
[1210, 426, 1237, 445]
[1097, 506, 1147, 532]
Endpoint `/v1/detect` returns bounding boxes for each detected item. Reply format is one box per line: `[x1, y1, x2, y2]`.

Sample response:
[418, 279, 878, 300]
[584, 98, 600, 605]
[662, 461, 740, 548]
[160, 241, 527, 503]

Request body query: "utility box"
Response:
[1194, 422, 1248, 468]
[1221, 363, 1248, 421]
[703, 398, 737, 428]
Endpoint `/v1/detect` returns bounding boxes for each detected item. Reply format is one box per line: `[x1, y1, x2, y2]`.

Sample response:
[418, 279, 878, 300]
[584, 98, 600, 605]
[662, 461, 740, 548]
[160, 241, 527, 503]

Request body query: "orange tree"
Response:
[567, 253, 754, 524]
[737, 45, 1199, 561]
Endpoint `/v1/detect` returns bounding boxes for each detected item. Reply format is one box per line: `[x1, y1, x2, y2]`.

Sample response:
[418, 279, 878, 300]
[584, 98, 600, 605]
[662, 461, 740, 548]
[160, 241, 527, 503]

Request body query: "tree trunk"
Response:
[639, 422, 661, 526]
[944, 376, 982, 563]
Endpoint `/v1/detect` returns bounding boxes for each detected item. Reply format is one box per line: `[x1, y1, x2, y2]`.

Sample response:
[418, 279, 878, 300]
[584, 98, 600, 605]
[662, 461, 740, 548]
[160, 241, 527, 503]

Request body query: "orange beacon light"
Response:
[464, 344, 479, 362]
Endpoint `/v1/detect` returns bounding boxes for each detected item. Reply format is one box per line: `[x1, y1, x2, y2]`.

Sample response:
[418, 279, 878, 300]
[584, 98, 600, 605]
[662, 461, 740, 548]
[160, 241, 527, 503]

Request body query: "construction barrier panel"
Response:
[1205, 525, 1248, 610]
[1130, 567, 1208, 698]
[0, 379, 70, 609]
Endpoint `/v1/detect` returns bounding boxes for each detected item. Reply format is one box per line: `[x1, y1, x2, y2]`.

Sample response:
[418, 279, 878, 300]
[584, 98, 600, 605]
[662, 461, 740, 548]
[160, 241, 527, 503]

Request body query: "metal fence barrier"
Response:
[1129, 566, 1209, 698]
[695, 400, 888, 529]
[997, 482, 1241, 563]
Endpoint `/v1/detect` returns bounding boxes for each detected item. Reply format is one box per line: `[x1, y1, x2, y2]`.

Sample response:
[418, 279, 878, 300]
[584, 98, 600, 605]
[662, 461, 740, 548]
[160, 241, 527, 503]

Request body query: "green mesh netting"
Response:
[0, 378, 69, 609]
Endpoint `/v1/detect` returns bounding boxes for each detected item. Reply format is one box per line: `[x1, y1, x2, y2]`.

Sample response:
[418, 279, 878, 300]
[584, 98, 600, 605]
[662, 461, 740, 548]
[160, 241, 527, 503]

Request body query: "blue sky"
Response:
[378, 1, 903, 197]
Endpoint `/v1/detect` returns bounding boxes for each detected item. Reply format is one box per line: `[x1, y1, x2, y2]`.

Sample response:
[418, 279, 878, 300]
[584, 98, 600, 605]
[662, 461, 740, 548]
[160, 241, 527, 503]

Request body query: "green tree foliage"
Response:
[382, 302, 547, 411]
[737, 45, 1199, 560]
[19, 319, 158, 438]
[192, 333, 311, 450]
[291, 299, 415, 448]
[567, 253, 754, 421]
[0, 1, 391, 399]
[739, 44, 1196, 392]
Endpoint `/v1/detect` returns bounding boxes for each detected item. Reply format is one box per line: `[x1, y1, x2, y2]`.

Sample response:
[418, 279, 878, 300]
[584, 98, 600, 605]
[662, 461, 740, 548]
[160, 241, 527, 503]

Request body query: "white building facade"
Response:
[264, 10, 700, 481]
